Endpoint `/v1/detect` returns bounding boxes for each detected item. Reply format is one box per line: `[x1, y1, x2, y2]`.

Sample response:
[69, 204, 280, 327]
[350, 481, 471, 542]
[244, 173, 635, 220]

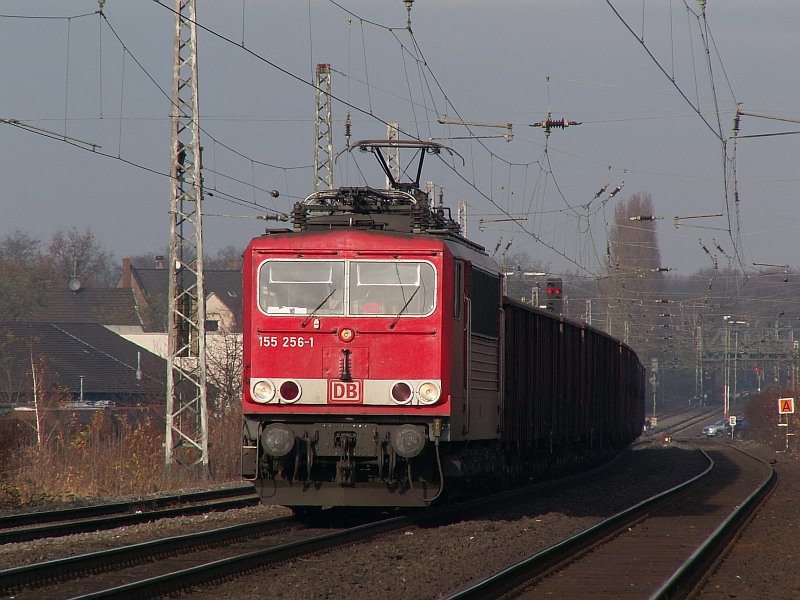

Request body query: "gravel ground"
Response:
[698, 439, 800, 600]
[183, 443, 710, 600]
[4, 441, 795, 599]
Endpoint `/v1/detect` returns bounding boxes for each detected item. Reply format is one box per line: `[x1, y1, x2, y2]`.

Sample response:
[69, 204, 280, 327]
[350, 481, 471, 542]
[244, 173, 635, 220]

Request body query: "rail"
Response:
[10, 456, 643, 599]
[443, 445, 773, 599]
[0, 484, 259, 545]
[0, 515, 298, 595]
[442, 449, 715, 600]
[649, 446, 777, 599]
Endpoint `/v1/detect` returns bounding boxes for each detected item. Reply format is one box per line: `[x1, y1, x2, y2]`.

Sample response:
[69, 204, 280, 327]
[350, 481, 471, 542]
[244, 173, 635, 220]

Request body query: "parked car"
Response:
[726, 417, 748, 437]
[702, 420, 727, 437]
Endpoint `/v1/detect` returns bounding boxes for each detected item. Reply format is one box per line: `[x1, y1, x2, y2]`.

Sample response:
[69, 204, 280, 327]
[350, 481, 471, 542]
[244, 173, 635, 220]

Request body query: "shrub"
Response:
[744, 389, 798, 453]
[0, 396, 244, 509]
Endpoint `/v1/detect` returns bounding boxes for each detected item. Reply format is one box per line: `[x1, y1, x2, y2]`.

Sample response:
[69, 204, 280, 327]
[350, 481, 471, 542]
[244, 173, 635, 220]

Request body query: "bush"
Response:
[0, 397, 243, 509]
[744, 390, 798, 453]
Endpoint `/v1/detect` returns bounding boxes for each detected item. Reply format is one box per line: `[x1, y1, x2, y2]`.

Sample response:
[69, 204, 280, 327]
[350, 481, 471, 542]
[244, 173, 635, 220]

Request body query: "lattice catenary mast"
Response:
[385, 122, 400, 188]
[165, 0, 209, 471]
[313, 63, 334, 191]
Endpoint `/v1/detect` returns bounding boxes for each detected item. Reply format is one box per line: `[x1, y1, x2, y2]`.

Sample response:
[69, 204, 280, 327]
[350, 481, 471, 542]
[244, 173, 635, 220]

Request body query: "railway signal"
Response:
[545, 277, 563, 313]
[778, 397, 795, 451]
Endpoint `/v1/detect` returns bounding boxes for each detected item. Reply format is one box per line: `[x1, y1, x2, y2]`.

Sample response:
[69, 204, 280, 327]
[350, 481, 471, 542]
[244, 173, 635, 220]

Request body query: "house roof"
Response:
[0, 323, 166, 403]
[130, 267, 242, 317]
[32, 288, 142, 327]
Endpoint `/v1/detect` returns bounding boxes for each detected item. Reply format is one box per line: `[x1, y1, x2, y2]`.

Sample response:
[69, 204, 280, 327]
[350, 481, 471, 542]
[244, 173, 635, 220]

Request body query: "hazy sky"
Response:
[2, 1, 798, 277]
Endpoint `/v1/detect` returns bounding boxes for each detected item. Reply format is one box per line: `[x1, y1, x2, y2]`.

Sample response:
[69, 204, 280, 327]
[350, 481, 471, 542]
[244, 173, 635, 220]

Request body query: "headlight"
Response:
[338, 327, 355, 342]
[261, 424, 295, 457]
[417, 381, 441, 405]
[391, 425, 426, 458]
[250, 379, 276, 404]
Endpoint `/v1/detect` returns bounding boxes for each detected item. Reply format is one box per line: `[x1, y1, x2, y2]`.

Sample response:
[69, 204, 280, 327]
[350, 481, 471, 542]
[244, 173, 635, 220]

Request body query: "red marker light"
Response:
[280, 380, 300, 402]
[391, 382, 413, 404]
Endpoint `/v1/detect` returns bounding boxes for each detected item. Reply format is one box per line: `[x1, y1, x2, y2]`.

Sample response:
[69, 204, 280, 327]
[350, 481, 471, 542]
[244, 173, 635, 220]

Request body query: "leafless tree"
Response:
[0, 330, 31, 407]
[48, 227, 115, 287]
[205, 331, 243, 416]
[205, 245, 245, 270]
[0, 230, 44, 264]
[600, 192, 665, 346]
[0, 231, 50, 320]
[0, 330, 67, 448]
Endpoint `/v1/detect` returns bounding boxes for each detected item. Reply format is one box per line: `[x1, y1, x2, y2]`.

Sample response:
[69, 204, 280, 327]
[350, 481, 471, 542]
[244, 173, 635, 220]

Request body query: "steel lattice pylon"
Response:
[457, 200, 467, 236]
[385, 122, 400, 188]
[165, 0, 209, 471]
[313, 63, 333, 191]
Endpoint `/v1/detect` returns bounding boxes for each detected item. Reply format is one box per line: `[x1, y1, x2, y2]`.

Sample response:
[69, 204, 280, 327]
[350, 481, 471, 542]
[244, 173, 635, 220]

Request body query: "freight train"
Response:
[240, 139, 645, 507]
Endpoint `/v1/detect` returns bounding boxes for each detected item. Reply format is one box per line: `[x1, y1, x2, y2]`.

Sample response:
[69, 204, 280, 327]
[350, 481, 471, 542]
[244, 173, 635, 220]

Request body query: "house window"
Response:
[205, 319, 219, 332]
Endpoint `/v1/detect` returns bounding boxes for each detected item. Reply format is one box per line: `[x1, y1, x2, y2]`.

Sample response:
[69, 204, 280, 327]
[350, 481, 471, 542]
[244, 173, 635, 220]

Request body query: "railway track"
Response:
[2, 445, 720, 599]
[0, 513, 302, 598]
[0, 484, 260, 545]
[443, 443, 775, 600]
[2, 452, 657, 600]
[3, 490, 531, 599]
[642, 407, 720, 439]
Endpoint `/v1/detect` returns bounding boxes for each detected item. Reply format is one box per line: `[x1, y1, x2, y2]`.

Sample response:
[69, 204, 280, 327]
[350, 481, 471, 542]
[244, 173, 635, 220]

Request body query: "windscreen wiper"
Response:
[388, 287, 420, 329]
[301, 288, 337, 327]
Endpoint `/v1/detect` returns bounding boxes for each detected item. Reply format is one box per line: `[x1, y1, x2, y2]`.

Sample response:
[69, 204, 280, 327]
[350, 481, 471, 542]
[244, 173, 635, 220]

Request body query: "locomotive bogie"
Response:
[242, 416, 443, 507]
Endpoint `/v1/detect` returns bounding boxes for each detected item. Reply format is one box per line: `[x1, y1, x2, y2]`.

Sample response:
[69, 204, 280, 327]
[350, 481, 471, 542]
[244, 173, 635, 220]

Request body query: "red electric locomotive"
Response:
[240, 139, 645, 508]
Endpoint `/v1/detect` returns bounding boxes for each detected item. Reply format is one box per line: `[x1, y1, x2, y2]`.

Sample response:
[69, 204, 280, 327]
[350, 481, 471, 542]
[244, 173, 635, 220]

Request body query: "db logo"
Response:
[329, 380, 363, 404]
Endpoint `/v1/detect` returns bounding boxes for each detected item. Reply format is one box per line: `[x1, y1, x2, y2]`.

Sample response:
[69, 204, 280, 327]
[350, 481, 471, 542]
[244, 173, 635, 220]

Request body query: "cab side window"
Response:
[454, 261, 463, 319]
[469, 267, 500, 338]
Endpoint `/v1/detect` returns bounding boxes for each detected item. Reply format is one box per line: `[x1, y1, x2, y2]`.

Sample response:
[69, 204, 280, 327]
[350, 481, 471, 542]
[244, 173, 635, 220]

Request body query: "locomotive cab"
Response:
[241, 238, 459, 506]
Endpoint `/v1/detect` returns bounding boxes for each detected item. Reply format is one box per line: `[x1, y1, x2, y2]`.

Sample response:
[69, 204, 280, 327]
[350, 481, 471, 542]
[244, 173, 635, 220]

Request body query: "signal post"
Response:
[778, 397, 795, 451]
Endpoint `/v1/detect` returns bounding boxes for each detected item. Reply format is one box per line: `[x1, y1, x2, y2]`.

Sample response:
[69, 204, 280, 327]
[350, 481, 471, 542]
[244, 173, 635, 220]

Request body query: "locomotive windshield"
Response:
[259, 260, 345, 315]
[349, 261, 435, 316]
[257, 259, 435, 317]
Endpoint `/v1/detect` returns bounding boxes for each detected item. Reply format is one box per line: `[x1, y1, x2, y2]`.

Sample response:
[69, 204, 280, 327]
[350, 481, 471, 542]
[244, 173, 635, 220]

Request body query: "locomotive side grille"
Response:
[470, 336, 500, 392]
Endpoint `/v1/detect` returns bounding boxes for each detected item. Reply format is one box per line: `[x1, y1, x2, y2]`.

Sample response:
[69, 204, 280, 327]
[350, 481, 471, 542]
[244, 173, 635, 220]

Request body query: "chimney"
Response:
[122, 257, 132, 288]
[155, 255, 165, 269]
[226, 258, 243, 271]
